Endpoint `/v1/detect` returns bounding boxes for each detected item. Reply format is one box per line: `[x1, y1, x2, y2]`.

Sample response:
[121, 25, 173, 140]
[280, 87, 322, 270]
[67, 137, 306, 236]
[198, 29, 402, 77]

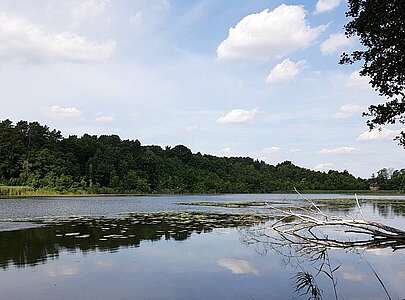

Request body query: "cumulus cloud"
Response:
[321, 33, 354, 55]
[217, 258, 258, 275]
[342, 272, 364, 282]
[357, 128, 402, 141]
[367, 248, 392, 257]
[266, 59, 304, 85]
[347, 70, 371, 89]
[217, 109, 257, 124]
[319, 146, 358, 155]
[48, 105, 81, 119]
[219, 147, 232, 156]
[315, 0, 341, 14]
[94, 260, 113, 269]
[315, 162, 335, 171]
[71, 0, 111, 20]
[290, 148, 301, 153]
[335, 104, 364, 119]
[129, 0, 170, 33]
[0, 13, 115, 64]
[47, 264, 80, 277]
[341, 266, 364, 282]
[185, 125, 199, 132]
[217, 5, 325, 62]
[95, 115, 114, 124]
[262, 147, 281, 154]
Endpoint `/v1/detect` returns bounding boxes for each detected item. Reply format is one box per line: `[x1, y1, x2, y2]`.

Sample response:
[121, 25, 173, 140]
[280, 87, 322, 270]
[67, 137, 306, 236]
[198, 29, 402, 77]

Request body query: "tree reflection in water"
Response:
[0, 212, 269, 269]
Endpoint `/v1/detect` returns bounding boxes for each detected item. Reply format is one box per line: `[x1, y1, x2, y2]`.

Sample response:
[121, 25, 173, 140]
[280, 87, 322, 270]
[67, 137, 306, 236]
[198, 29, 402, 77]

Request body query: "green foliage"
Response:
[0, 119, 370, 194]
[371, 168, 405, 191]
[341, 1, 405, 145]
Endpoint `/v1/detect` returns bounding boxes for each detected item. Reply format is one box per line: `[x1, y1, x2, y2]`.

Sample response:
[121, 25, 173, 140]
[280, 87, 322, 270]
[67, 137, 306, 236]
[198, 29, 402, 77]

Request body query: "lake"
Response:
[1, 194, 405, 300]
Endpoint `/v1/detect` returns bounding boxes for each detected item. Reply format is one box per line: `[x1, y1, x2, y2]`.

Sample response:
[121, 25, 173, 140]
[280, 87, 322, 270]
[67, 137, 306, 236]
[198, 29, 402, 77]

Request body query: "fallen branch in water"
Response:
[240, 190, 404, 300]
[264, 189, 405, 251]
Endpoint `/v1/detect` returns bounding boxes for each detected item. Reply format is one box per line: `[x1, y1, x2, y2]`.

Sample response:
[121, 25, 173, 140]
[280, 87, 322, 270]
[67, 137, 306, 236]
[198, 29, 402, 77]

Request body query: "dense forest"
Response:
[0, 119, 402, 194]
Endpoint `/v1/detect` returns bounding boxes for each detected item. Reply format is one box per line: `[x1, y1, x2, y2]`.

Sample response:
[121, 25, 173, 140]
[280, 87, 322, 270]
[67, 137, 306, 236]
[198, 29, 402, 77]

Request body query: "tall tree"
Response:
[341, 0, 405, 145]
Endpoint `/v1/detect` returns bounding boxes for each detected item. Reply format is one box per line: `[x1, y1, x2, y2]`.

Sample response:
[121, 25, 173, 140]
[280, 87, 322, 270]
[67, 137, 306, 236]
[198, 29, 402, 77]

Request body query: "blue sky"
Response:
[0, 0, 404, 177]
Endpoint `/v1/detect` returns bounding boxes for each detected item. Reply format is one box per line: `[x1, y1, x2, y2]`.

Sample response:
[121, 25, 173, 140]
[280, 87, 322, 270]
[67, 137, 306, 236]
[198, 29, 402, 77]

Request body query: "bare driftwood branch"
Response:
[262, 190, 405, 251]
[240, 190, 404, 300]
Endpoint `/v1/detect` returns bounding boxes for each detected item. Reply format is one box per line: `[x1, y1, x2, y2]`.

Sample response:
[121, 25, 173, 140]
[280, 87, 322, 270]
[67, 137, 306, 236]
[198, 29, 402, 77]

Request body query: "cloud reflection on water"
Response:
[217, 258, 258, 275]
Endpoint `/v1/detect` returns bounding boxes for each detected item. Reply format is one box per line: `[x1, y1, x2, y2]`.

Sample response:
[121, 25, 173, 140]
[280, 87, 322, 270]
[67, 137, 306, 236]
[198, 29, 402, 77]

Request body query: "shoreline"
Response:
[1, 190, 405, 199]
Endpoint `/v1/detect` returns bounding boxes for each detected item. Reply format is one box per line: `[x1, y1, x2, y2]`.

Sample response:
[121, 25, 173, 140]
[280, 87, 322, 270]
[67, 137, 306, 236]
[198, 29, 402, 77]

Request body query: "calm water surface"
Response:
[1, 194, 405, 300]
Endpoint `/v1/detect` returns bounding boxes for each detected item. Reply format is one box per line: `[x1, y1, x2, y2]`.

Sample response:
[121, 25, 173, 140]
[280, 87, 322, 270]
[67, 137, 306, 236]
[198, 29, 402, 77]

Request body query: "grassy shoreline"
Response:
[1, 186, 405, 199]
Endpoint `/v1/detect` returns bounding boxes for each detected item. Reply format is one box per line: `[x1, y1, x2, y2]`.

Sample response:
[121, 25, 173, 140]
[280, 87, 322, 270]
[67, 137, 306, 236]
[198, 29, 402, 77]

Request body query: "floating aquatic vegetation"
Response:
[75, 234, 90, 239]
[177, 201, 271, 208]
[176, 200, 405, 217]
[0, 212, 271, 269]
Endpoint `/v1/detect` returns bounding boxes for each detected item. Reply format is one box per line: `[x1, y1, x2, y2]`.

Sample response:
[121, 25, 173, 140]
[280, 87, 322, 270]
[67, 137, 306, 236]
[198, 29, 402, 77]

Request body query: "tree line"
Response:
[0, 119, 401, 194]
[370, 168, 405, 191]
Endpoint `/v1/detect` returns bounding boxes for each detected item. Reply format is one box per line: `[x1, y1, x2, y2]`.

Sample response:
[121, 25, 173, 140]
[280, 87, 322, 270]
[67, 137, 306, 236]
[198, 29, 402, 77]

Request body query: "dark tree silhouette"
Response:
[0, 119, 370, 194]
[340, 0, 405, 146]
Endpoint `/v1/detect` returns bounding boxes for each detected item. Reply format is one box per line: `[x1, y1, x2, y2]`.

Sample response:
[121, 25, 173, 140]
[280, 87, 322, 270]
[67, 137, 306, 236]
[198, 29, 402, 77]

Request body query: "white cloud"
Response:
[48, 105, 81, 119]
[0, 13, 115, 64]
[219, 147, 232, 156]
[315, 162, 335, 171]
[357, 128, 402, 141]
[129, 0, 170, 32]
[319, 146, 358, 155]
[217, 109, 257, 124]
[95, 115, 114, 124]
[347, 70, 371, 89]
[71, 0, 111, 20]
[47, 265, 79, 277]
[342, 272, 364, 282]
[290, 148, 301, 153]
[266, 59, 304, 85]
[185, 125, 199, 132]
[129, 12, 144, 26]
[217, 5, 325, 62]
[341, 266, 364, 282]
[262, 147, 281, 154]
[321, 33, 354, 55]
[335, 104, 364, 119]
[95, 260, 113, 269]
[367, 249, 392, 257]
[217, 258, 258, 275]
[153, 0, 170, 12]
[315, 0, 341, 14]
